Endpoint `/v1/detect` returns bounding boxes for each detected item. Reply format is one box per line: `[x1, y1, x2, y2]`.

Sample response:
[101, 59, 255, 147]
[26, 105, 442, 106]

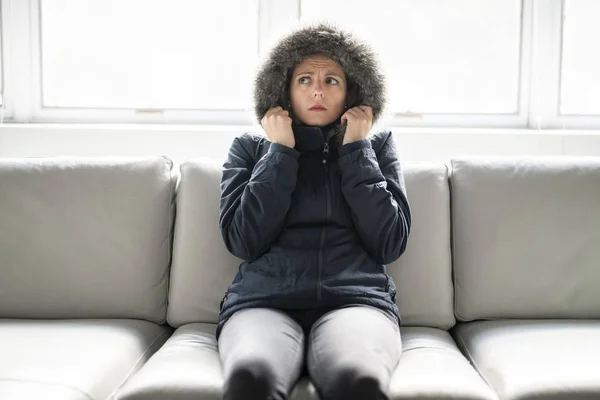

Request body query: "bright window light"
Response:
[301, 0, 522, 114]
[560, 0, 600, 116]
[40, 0, 258, 110]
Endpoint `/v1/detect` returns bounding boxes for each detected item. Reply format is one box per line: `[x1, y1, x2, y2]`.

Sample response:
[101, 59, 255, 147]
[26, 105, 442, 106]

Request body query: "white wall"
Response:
[1, 124, 600, 167]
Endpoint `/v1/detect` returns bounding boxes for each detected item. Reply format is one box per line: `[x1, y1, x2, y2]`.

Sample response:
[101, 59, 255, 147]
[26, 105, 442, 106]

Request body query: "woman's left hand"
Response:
[341, 105, 373, 146]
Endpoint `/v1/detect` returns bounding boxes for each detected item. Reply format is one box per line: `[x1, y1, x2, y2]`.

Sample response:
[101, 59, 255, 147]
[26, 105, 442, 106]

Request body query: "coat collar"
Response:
[292, 122, 346, 153]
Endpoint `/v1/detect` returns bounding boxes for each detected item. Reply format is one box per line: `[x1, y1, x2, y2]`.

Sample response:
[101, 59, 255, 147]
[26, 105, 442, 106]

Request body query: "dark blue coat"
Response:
[218, 124, 411, 324]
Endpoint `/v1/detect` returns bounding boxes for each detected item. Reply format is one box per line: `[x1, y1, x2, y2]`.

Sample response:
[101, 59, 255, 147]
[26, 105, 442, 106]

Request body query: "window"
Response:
[40, 0, 258, 110]
[2, 0, 600, 128]
[560, 0, 600, 116]
[301, 0, 523, 115]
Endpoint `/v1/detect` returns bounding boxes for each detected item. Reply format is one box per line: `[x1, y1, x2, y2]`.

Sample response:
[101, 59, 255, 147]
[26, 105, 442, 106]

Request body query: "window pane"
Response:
[561, 0, 600, 115]
[41, 0, 258, 109]
[301, 0, 522, 114]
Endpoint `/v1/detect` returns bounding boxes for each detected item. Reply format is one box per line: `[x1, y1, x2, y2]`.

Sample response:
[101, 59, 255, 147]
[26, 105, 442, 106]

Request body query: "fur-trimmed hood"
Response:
[253, 22, 387, 145]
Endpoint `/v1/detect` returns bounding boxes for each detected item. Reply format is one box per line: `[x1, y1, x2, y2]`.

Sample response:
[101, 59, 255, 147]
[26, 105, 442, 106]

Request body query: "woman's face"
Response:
[289, 55, 347, 127]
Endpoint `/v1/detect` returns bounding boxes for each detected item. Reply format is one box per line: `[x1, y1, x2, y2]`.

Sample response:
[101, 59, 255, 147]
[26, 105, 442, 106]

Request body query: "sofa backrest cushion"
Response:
[391, 163, 455, 329]
[0, 157, 175, 323]
[167, 155, 455, 329]
[451, 157, 600, 320]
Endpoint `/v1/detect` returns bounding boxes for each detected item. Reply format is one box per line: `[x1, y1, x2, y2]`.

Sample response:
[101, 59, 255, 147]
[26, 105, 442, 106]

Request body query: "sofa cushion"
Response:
[392, 164, 454, 329]
[167, 157, 454, 329]
[113, 323, 322, 400]
[0, 319, 171, 400]
[166, 158, 241, 328]
[389, 327, 497, 399]
[115, 323, 222, 400]
[451, 157, 600, 321]
[0, 157, 175, 323]
[116, 325, 496, 400]
[454, 320, 600, 400]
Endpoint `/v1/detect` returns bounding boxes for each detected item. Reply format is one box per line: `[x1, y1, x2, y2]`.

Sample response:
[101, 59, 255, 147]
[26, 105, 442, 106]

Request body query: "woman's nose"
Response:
[313, 82, 324, 98]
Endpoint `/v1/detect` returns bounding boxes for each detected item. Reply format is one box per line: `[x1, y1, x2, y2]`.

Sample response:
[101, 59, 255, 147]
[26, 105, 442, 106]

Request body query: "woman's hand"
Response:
[341, 106, 373, 146]
[261, 106, 295, 149]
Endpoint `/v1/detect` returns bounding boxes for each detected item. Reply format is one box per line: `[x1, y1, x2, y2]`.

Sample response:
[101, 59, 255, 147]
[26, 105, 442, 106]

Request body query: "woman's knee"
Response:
[323, 366, 388, 400]
[224, 359, 279, 400]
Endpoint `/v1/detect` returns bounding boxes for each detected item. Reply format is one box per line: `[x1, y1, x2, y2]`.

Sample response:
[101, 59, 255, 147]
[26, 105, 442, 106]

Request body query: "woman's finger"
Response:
[346, 108, 361, 119]
[341, 111, 349, 124]
[265, 106, 282, 118]
[342, 111, 356, 124]
[352, 107, 368, 120]
[359, 106, 373, 119]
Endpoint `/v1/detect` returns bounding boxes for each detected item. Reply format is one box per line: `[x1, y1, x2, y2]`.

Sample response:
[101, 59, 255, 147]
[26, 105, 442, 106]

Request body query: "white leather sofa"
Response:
[450, 158, 600, 400]
[1, 153, 598, 400]
[0, 157, 176, 400]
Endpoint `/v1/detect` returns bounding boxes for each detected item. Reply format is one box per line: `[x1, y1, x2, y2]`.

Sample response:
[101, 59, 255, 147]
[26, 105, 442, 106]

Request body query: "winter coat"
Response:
[218, 22, 411, 324]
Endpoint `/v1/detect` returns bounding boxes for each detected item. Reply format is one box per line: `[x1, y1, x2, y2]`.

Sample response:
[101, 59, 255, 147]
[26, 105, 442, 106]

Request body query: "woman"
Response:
[217, 22, 411, 400]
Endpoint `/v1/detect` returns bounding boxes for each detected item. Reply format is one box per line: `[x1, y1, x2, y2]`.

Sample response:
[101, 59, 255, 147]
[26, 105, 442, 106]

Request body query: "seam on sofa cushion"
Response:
[452, 328, 498, 397]
[0, 378, 95, 400]
[402, 345, 461, 355]
[156, 158, 177, 326]
[448, 160, 466, 323]
[107, 329, 171, 400]
[442, 162, 457, 329]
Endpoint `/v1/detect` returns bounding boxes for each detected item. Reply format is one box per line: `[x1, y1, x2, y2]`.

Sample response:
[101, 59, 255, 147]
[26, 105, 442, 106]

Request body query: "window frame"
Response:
[28, 0, 271, 125]
[1, 0, 599, 129]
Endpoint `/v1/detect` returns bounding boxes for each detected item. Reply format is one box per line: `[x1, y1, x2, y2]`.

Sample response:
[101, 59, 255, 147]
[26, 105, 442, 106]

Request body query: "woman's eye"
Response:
[298, 77, 339, 84]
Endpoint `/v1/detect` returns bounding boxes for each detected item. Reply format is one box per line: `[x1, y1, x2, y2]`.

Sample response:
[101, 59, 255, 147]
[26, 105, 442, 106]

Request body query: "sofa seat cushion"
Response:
[389, 327, 497, 399]
[115, 323, 223, 400]
[0, 319, 171, 400]
[454, 320, 600, 400]
[116, 325, 496, 400]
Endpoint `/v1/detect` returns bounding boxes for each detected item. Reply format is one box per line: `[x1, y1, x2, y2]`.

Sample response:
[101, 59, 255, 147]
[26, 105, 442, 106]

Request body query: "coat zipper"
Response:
[318, 142, 331, 302]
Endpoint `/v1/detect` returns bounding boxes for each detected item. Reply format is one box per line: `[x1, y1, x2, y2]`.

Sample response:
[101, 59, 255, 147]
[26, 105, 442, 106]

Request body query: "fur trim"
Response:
[254, 21, 387, 126]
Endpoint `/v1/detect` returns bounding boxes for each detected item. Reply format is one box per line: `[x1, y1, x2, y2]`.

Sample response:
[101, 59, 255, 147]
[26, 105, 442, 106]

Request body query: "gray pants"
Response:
[217, 305, 402, 400]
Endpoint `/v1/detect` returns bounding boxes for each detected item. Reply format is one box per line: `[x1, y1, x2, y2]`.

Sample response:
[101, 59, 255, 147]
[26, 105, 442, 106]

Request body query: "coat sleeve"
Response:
[219, 134, 300, 261]
[337, 131, 411, 265]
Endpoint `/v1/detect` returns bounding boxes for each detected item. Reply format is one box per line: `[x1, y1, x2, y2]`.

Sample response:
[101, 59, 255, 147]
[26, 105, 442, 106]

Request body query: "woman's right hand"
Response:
[261, 106, 295, 149]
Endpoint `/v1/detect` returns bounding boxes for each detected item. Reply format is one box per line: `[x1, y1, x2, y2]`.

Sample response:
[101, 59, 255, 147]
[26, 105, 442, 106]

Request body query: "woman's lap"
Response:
[217, 305, 402, 399]
[306, 305, 402, 399]
[218, 308, 306, 399]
